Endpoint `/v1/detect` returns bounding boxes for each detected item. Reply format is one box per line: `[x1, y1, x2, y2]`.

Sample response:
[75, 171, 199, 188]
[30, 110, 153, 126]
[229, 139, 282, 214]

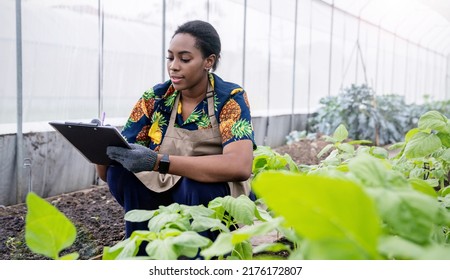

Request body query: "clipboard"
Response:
[49, 121, 131, 165]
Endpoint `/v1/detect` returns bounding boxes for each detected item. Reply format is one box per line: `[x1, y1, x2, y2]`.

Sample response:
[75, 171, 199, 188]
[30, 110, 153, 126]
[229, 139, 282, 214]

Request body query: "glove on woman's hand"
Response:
[106, 143, 157, 173]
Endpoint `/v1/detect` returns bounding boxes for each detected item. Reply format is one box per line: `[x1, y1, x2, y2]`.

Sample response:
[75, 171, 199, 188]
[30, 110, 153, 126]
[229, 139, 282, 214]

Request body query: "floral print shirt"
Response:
[121, 73, 255, 152]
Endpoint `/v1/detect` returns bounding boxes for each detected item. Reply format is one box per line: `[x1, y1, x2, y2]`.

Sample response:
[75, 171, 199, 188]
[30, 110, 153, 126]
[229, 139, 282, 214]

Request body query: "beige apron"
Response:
[135, 89, 250, 198]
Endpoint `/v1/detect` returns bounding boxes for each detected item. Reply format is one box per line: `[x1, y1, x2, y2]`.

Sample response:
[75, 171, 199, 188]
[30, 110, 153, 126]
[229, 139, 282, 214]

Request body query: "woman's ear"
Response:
[205, 54, 216, 71]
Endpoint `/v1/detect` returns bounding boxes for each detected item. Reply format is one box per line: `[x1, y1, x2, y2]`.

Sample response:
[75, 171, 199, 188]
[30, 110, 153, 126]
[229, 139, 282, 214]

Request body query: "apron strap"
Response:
[168, 83, 218, 129]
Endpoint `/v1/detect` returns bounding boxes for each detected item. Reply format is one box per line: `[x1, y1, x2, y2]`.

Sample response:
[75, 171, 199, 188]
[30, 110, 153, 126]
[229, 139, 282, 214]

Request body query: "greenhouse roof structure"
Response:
[329, 0, 450, 55]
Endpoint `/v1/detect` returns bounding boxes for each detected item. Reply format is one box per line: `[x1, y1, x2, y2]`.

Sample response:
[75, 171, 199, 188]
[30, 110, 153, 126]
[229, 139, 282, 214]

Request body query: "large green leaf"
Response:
[404, 132, 441, 159]
[25, 192, 77, 260]
[379, 236, 450, 260]
[252, 172, 381, 259]
[418, 111, 449, 134]
[348, 154, 409, 189]
[300, 238, 376, 260]
[221, 195, 256, 225]
[367, 188, 450, 244]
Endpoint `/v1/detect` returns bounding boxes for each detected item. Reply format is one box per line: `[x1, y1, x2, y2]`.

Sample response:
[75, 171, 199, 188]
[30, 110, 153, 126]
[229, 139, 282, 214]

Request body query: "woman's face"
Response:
[167, 33, 212, 92]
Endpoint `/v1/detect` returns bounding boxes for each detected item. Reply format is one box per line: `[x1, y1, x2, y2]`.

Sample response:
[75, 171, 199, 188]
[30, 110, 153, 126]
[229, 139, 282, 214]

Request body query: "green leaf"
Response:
[191, 216, 229, 233]
[172, 231, 211, 258]
[147, 213, 182, 232]
[181, 204, 215, 218]
[439, 148, 450, 163]
[405, 128, 420, 142]
[368, 188, 449, 244]
[379, 235, 450, 260]
[58, 252, 79, 260]
[231, 240, 253, 260]
[145, 238, 177, 260]
[230, 217, 283, 244]
[404, 132, 441, 159]
[437, 132, 450, 148]
[317, 144, 334, 158]
[337, 143, 354, 154]
[25, 192, 77, 260]
[438, 186, 450, 197]
[418, 111, 449, 134]
[301, 238, 375, 260]
[125, 209, 157, 222]
[408, 178, 438, 198]
[201, 233, 234, 258]
[370, 147, 389, 159]
[222, 195, 256, 226]
[107, 231, 153, 259]
[102, 246, 121, 260]
[348, 154, 408, 189]
[333, 124, 348, 142]
[252, 172, 381, 259]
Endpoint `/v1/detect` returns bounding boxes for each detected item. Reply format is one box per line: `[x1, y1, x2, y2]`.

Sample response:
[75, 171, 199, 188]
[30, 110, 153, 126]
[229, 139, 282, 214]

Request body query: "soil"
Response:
[0, 139, 328, 260]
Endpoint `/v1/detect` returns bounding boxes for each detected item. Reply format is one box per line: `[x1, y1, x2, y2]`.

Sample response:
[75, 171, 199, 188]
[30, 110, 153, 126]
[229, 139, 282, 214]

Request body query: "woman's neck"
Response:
[180, 75, 209, 103]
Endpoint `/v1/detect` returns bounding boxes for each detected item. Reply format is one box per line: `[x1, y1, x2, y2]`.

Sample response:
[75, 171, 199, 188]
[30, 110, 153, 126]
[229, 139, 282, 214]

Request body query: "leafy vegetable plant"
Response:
[25, 192, 79, 260]
[103, 195, 288, 260]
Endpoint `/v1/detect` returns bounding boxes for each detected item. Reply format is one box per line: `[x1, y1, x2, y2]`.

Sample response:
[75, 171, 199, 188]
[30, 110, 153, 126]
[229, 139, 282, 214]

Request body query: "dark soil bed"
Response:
[0, 139, 328, 260]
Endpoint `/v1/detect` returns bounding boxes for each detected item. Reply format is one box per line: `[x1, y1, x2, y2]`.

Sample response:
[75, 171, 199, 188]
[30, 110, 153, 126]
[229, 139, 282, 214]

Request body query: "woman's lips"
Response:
[171, 76, 183, 84]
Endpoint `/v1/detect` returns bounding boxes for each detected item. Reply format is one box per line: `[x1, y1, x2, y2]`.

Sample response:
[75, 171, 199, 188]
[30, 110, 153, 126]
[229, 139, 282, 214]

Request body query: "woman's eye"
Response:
[181, 58, 190, 63]
[166, 57, 174, 61]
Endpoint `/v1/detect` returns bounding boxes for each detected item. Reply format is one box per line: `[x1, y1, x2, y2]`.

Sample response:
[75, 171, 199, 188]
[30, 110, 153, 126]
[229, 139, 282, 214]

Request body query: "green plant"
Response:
[252, 154, 450, 260]
[102, 195, 288, 260]
[392, 110, 450, 190]
[307, 84, 450, 146]
[300, 124, 385, 174]
[308, 84, 385, 144]
[252, 145, 299, 177]
[24, 110, 450, 260]
[25, 192, 79, 260]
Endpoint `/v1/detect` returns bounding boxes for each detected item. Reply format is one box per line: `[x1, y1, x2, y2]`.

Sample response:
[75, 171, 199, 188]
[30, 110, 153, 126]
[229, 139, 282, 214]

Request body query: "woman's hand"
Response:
[106, 143, 158, 173]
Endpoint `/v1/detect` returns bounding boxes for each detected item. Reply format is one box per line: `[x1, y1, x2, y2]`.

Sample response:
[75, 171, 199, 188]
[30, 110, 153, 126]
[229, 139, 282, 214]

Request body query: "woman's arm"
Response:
[96, 164, 108, 182]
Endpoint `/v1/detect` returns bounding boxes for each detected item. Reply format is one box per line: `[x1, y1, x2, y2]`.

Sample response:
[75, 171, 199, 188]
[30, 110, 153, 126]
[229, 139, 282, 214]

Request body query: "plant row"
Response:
[24, 110, 450, 260]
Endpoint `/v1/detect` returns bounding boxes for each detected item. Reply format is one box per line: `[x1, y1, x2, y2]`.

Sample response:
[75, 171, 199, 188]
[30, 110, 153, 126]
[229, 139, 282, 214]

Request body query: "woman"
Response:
[96, 20, 256, 239]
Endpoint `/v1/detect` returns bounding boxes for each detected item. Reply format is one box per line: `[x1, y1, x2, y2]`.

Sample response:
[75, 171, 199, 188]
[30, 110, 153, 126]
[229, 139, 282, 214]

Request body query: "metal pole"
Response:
[290, 0, 299, 132]
[327, 0, 334, 96]
[264, 0, 272, 146]
[162, 0, 166, 82]
[98, 0, 104, 119]
[24, 158, 32, 194]
[306, 0, 313, 120]
[15, 0, 24, 203]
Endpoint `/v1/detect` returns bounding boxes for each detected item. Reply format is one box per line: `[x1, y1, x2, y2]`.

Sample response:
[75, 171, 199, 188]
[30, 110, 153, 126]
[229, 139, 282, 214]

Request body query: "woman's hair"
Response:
[173, 20, 221, 71]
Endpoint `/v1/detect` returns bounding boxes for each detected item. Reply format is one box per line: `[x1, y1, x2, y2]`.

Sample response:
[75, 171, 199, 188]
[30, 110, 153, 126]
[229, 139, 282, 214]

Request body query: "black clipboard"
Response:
[49, 121, 131, 165]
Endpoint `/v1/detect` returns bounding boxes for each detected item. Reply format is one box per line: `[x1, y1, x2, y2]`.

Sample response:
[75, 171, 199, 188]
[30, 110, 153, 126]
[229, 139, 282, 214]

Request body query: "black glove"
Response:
[106, 143, 157, 173]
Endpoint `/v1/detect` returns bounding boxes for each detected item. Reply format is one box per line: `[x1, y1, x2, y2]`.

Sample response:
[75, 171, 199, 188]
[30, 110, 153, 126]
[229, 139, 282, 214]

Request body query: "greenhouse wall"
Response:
[1, 0, 449, 205]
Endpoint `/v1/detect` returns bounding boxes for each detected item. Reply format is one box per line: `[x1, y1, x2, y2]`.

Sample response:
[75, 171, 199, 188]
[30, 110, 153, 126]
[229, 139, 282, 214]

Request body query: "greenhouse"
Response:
[1, 0, 450, 262]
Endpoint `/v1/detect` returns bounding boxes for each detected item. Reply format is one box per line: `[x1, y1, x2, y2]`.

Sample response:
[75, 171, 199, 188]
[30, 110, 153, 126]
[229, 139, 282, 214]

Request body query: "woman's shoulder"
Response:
[212, 73, 245, 98]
